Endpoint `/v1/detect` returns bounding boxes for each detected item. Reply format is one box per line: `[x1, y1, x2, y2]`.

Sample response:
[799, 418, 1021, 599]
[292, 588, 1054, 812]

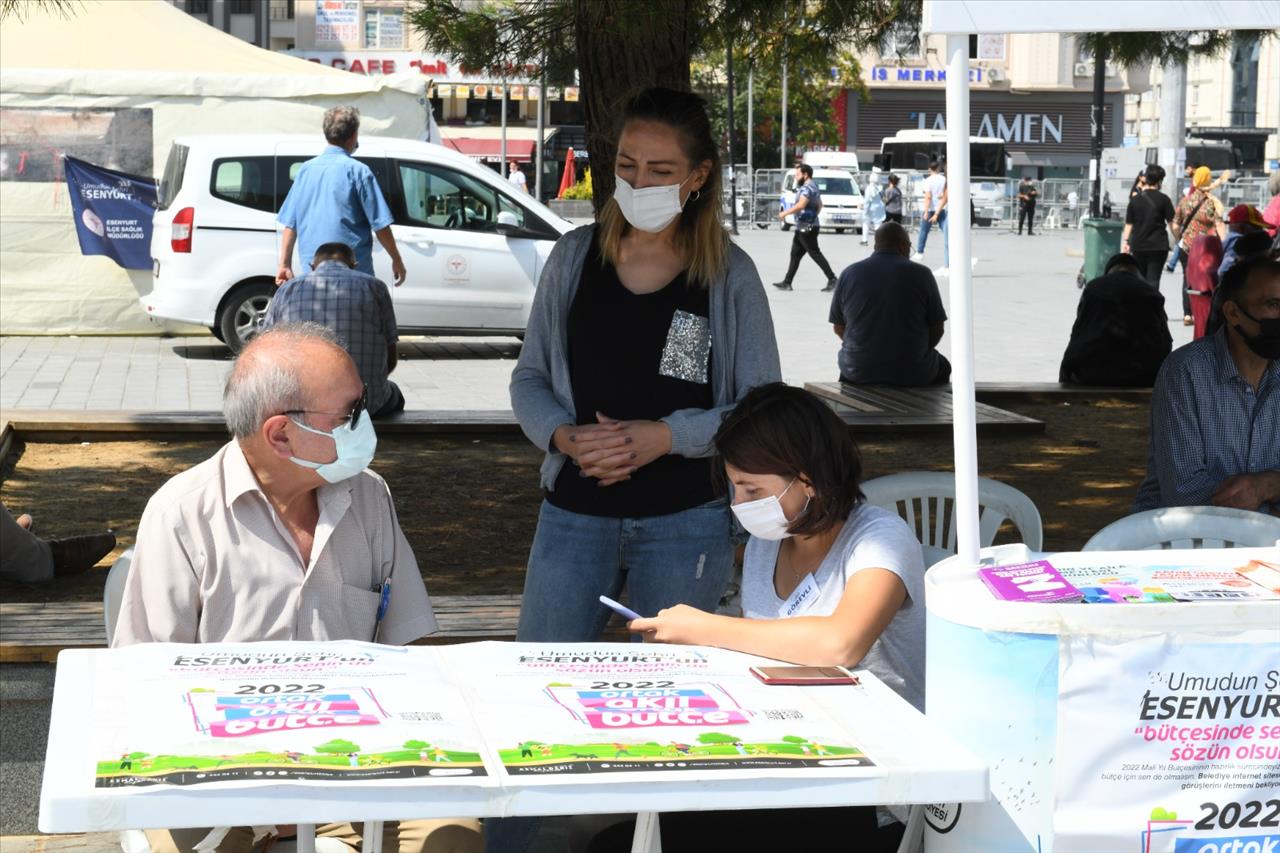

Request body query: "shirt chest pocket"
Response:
[658, 310, 711, 385]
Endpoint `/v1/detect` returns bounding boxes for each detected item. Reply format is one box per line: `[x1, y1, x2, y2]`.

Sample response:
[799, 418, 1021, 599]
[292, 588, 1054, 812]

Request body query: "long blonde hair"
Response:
[597, 88, 729, 287]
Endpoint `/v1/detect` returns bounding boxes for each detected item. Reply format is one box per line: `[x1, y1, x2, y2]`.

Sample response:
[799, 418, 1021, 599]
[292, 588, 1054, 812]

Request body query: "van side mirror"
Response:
[495, 210, 521, 236]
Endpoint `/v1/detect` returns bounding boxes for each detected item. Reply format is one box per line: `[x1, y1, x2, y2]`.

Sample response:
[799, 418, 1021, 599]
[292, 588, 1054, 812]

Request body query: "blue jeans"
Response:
[517, 498, 736, 640]
[915, 209, 948, 265]
[486, 498, 737, 853]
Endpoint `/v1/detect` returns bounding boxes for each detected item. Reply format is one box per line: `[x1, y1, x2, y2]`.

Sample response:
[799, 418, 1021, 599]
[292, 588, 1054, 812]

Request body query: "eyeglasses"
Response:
[285, 384, 368, 430]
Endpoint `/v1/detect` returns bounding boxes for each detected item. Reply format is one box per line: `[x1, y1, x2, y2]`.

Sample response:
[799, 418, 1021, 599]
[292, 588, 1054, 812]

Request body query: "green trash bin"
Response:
[1080, 218, 1124, 285]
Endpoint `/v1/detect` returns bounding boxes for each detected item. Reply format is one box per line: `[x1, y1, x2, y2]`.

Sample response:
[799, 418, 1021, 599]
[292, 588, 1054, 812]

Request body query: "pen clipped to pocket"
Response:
[372, 578, 392, 642]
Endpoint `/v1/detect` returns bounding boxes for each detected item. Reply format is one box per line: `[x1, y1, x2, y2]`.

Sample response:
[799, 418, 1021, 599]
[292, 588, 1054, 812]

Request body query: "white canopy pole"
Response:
[944, 34, 980, 567]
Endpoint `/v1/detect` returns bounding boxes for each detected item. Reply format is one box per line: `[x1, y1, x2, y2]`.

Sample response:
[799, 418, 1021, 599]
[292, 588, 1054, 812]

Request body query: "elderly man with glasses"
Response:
[114, 323, 481, 853]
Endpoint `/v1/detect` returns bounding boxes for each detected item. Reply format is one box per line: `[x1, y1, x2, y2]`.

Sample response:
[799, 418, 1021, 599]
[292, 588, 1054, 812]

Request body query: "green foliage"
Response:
[559, 168, 593, 200]
[696, 732, 741, 745]
[1078, 30, 1261, 68]
[403, 739, 429, 750]
[314, 739, 360, 754]
[126, 751, 150, 759]
[780, 735, 807, 744]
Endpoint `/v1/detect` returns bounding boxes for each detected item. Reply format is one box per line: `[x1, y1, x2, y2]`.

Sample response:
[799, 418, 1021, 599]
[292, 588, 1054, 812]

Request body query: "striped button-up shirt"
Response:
[265, 260, 399, 413]
[1135, 328, 1280, 512]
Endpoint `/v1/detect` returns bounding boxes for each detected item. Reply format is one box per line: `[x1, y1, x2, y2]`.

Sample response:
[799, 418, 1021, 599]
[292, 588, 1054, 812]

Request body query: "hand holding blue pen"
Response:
[373, 578, 392, 642]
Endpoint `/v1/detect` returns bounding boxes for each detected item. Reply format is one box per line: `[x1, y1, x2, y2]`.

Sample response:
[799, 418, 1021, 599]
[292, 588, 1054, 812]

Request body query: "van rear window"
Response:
[157, 144, 188, 211]
[210, 157, 276, 213]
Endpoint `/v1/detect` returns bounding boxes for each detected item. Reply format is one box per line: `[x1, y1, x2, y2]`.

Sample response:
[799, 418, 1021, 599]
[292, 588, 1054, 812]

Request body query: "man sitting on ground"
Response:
[829, 221, 950, 386]
[1134, 255, 1280, 513]
[265, 242, 405, 418]
[114, 323, 480, 853]
[1059, 253, 1172, 387]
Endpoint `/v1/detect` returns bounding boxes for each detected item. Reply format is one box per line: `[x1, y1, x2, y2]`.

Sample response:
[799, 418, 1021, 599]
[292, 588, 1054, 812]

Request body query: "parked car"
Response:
[143, 134, 574, 351]
[778, 168, 864, 233]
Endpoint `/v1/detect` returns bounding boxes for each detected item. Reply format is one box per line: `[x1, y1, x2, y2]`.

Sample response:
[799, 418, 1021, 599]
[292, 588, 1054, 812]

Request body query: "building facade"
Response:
[167, 0, 586, 197]
[841, 32, 1146, 178]
[1125, 35, 1280, 172]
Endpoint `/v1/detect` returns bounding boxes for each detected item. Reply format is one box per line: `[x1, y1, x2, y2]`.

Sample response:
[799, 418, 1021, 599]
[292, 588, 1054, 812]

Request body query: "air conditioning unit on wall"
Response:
[1073, 62, 1091, 77]
[986, 66, 1004, 82]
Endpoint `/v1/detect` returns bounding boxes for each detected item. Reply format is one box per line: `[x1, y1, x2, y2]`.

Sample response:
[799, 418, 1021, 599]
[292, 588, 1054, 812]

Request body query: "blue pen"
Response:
[599, 594, 643, 622]
[373, 578, 392, 642]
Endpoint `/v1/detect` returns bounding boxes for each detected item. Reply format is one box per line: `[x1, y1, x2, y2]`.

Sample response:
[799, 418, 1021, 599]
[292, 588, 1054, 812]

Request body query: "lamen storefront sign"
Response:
[912, 111, 1065, 145]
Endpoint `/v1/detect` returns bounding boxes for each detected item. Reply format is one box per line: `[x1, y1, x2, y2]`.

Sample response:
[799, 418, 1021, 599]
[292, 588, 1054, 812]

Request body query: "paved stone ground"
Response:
[0, 226, 1193, 413]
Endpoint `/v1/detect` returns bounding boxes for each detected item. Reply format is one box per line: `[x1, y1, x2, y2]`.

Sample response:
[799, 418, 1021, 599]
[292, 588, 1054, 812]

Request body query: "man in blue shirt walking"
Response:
[276, 106, 406, 287]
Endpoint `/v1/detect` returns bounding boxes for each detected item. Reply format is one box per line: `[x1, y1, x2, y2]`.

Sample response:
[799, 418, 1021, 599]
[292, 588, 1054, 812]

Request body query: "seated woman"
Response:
[610, 382, 924, 852]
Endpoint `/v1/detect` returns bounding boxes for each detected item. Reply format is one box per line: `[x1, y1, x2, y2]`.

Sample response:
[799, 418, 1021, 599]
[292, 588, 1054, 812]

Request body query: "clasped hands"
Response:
[553, 413, 672, 487]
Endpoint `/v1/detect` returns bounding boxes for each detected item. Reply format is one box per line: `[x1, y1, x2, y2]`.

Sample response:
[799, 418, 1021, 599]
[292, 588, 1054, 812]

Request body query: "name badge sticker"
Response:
[783, 573, 820, 617]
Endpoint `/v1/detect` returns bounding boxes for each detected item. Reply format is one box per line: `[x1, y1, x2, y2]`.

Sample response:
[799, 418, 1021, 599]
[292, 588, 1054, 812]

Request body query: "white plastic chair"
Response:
[1082, 506, 1280, 551]
[103, 547, 133, 647]
[861, 472, 1044, 558]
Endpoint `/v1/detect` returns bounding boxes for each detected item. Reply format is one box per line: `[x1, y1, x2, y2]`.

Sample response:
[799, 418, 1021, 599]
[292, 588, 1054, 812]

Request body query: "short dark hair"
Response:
[312, 242, 356, 266]
[888, 173, 900, 186]
[1144, 164, 1166, 186]
[1219, 254, 1280, 308]
[1104, 252, 1140, 275]
[712, 383, 864, 537]
[875, 221, 910, 253]
[928, 160, 941, 172]
[796, 162, 813, 178]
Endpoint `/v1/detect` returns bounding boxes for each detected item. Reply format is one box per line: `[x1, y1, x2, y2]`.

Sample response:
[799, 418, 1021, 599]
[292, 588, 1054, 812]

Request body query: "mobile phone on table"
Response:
[749, 665, 858, 686]
[599, 595, 643, 621]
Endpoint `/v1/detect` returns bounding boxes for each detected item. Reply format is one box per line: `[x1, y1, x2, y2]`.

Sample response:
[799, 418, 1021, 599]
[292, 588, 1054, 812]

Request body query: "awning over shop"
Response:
[444, 137, 536, 161]
[439, 126, 558, 162]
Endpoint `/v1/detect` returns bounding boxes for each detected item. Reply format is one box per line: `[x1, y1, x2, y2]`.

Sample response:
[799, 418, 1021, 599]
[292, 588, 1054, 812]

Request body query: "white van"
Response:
[144, 134, 573, 351]
[779, 168, 864, 233]
[801, 151, 862, 175]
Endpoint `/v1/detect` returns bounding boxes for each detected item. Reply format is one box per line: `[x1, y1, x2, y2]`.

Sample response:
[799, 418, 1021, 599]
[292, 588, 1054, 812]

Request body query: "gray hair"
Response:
[1269, 170, 1280, 198]
[323, 106, 360, 146]
[222, 323, 342, 439]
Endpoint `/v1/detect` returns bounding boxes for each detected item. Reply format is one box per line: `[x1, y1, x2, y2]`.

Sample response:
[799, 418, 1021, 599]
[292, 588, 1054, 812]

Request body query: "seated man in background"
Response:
[1059, 253, 1173, 386]
[830, 221, 950, 386]
[0, 502, 114, 583]
[114, 323, 480, 853]
[266, 242, 405, 419]
[1134, 255, 1280, 513]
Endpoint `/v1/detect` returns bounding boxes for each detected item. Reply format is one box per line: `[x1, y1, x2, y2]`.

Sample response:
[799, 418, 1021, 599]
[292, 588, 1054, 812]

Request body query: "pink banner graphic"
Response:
[209, 714, 381, 738]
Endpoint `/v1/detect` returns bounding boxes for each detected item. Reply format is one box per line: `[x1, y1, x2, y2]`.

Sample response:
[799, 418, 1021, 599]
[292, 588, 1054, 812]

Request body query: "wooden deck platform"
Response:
[804, 382, 1044, 435]
[0, 594, 630, 663]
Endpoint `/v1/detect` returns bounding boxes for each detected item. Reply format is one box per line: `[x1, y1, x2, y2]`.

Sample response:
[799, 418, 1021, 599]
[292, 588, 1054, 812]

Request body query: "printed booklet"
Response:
[978, 554, 1280, 604]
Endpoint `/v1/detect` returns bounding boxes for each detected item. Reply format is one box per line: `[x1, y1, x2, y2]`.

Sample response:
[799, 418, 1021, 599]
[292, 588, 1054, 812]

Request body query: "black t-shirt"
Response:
[547, 236, 716, 518]
[1019, 181, 1038, 208]
[1059, 270, 1173, 386]
[1125, 189, 1175, 253]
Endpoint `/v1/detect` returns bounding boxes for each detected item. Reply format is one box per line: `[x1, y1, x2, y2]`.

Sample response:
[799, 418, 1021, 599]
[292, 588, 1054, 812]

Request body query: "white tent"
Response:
[0, 0, 431, 334]
[920, 0, 1280, 567]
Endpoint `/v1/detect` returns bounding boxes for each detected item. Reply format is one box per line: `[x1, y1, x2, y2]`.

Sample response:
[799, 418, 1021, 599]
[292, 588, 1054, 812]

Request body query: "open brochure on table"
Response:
[88, 641, 883, 793]
[978, 553, 1280, 604]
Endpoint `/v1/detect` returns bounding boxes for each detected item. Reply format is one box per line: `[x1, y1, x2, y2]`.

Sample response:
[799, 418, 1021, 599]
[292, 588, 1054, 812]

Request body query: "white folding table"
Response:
[40, 644, 988, 852]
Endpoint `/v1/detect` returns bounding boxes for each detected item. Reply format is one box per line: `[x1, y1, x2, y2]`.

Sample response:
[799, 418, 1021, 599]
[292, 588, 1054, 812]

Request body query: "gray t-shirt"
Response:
[741, 503, 926, 711]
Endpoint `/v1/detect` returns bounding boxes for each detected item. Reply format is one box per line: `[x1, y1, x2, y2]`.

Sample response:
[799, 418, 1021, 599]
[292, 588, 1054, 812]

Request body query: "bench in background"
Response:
[804, 382, 1045, 435]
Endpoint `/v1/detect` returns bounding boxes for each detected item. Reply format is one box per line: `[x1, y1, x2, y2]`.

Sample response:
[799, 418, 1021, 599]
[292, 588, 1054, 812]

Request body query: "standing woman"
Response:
[509, 87, 781, 644]
[882, 173, 904, 223]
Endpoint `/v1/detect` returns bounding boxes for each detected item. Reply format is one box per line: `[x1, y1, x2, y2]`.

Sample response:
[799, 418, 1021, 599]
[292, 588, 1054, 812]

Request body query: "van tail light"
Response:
[171, 207, 194, 253]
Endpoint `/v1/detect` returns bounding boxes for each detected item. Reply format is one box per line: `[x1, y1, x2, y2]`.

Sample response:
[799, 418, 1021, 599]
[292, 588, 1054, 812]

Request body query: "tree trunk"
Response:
[573, 0, 694, 214]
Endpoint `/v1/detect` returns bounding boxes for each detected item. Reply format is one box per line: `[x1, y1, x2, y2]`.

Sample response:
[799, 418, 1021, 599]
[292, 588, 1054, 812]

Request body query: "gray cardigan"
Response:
[510, 224, 783, 491]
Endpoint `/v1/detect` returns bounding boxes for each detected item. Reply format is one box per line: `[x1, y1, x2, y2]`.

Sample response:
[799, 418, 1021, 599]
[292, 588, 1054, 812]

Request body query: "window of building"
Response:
[1230, 33, 1260, 127]
[879, 21, 921, 60]
[364, 9, 405, 49]
[1191, 84, 1199, 109]
[976, 34, 1004, 61]
[549, 98, 585, 125]
[464, 96, 519, 125]
[187, 0, 210, 13]
[228, 0, 252, 14]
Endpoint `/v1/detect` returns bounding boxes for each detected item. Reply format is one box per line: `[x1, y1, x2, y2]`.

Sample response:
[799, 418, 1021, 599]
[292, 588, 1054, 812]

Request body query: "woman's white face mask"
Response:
[730, 477, 811, 541]
[613, 173, 694, 233]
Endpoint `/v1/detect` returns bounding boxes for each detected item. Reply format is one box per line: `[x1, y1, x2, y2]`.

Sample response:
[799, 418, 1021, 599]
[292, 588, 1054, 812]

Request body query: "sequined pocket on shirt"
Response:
[659, 310, 711, 384]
